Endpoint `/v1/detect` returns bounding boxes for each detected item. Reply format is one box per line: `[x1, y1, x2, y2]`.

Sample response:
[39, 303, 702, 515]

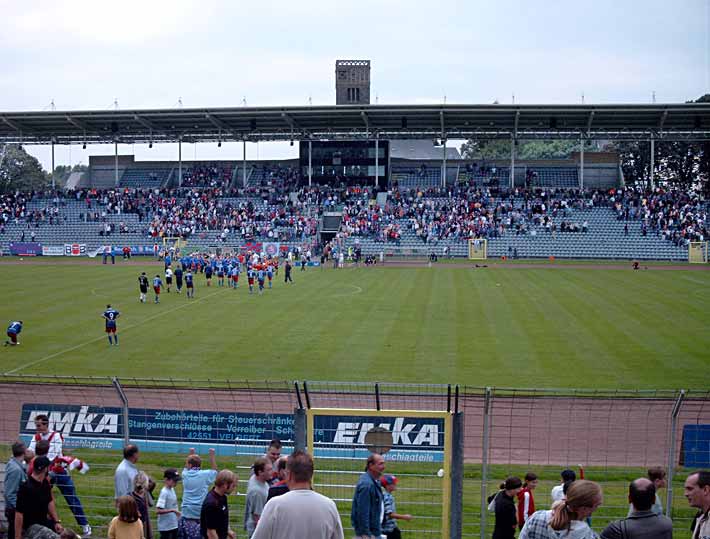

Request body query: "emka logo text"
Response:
[332, 417, 439, 446]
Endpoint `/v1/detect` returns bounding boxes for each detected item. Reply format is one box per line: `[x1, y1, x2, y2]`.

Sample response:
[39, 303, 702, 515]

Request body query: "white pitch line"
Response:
[681, 275, 710, 286]
[90, 288, 111, 299]
[331, 284, 363, 297]
[4, 290, 222, 375]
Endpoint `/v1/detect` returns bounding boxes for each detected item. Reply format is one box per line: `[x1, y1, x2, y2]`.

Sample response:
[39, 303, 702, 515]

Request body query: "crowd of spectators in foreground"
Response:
[5, 418, 710, 539]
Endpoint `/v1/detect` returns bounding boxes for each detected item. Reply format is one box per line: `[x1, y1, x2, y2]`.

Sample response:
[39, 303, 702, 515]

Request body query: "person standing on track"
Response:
[103, 304, 120, 346]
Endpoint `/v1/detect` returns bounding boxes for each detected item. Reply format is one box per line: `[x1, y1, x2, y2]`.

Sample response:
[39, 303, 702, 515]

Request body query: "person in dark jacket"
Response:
[600, 478, 672, 539]
[493, 477, 522, 539]
[351, 453, 385, 538]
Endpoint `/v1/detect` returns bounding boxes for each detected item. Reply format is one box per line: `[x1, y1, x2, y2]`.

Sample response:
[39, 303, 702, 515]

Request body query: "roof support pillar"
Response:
[243, 139, 247, 188]
[650, 134, 655, 189]
[114, 141, 119, 187]
[510, 135, 515, 190]
[308, 140, 312, 188]
[51, 140, 56, 190]
[442, 138, 447, 188]
[375, 135, 379, 189]
[579, 132, 584, 190]
[178, 138, 182, 187]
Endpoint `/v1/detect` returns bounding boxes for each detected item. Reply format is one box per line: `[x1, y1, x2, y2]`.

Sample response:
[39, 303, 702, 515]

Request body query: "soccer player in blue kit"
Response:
[216, 264, 225, 287]
[4, 320, 23, 346]
[266, 263, 274, 289]
[247, 266, 255, 294]
[257, 266, 266, 295]
[204, 263, 213, 287]
[185, 269, 195, 298]
[102, 304, 120, 345]
[174, 266, 184, 294]
[153, 274, 163, 303]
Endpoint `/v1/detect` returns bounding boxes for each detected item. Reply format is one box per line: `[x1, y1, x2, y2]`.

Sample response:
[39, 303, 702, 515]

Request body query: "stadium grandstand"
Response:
[2, 101, 708, 263]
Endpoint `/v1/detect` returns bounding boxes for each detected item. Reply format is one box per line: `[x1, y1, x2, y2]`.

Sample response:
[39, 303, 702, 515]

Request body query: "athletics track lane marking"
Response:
[4, 290, 222, 375]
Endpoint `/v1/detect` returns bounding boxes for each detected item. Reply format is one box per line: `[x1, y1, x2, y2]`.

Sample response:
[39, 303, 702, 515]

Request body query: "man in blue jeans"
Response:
[28, 414, 91, 537]
[351, 453, 385, 539]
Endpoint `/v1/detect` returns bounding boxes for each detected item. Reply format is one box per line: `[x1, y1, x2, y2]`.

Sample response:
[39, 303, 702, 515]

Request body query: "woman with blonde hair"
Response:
[109, 496, 144, 539]
[132, 472, 154, 539]
[519, 480, 602, 539]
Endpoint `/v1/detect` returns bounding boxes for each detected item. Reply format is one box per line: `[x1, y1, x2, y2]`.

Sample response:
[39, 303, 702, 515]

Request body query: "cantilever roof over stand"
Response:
[1, 103, 709, 145]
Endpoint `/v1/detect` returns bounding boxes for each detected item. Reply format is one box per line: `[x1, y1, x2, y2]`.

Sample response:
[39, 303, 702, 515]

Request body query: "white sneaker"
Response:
[82, 525, 92, 537]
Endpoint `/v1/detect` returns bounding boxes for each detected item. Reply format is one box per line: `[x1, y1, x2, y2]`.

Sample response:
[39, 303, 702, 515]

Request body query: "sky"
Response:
[1, 0, 708, 171]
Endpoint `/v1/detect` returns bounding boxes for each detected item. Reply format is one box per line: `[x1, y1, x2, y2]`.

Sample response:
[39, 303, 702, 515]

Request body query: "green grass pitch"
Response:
[1, 259, 707, 537]
[1, 260, 708, 389]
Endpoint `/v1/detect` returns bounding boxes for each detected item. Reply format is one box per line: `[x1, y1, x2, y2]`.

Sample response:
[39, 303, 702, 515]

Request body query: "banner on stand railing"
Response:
[20, 403, 294, 456]
[64, 243, 87, 256]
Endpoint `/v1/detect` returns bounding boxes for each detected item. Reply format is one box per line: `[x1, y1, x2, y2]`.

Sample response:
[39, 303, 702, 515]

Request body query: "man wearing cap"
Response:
[252, 450, 343, 539]
[14, 456, 63, 539]
[157, 469, 181, 539]
[351, 453, 385, 539]
[381, 475, 412, 539]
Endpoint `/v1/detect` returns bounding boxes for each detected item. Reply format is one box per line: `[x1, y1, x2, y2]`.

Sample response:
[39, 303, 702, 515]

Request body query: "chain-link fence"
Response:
[0, 376, 708, 539]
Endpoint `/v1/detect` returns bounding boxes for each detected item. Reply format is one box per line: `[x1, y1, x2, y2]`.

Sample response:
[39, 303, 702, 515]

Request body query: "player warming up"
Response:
[5, 320, 23, 346]
[102, 305, 120, 346]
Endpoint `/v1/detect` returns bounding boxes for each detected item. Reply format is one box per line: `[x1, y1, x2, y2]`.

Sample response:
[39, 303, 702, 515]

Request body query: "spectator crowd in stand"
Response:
[1, 182, 706, 253]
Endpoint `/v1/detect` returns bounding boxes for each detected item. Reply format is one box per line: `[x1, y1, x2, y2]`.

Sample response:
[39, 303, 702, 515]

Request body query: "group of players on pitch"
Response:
[101, 251, 293, 346]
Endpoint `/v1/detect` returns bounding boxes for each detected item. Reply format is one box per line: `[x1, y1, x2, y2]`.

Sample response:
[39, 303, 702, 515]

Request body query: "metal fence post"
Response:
[450, 411, 464, 539]
[666, 389, 685, 517]
[111, 377, 130, 446]
[294, 408, 307, 452]
[480, 387, 492, 539]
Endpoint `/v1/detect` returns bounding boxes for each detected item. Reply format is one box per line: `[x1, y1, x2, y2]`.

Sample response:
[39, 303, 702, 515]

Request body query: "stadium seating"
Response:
[0, 185, 702, 262]
[391, 167, 441, 189]
[527, 167, 579, 188]
[120, 167, 173, 188]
